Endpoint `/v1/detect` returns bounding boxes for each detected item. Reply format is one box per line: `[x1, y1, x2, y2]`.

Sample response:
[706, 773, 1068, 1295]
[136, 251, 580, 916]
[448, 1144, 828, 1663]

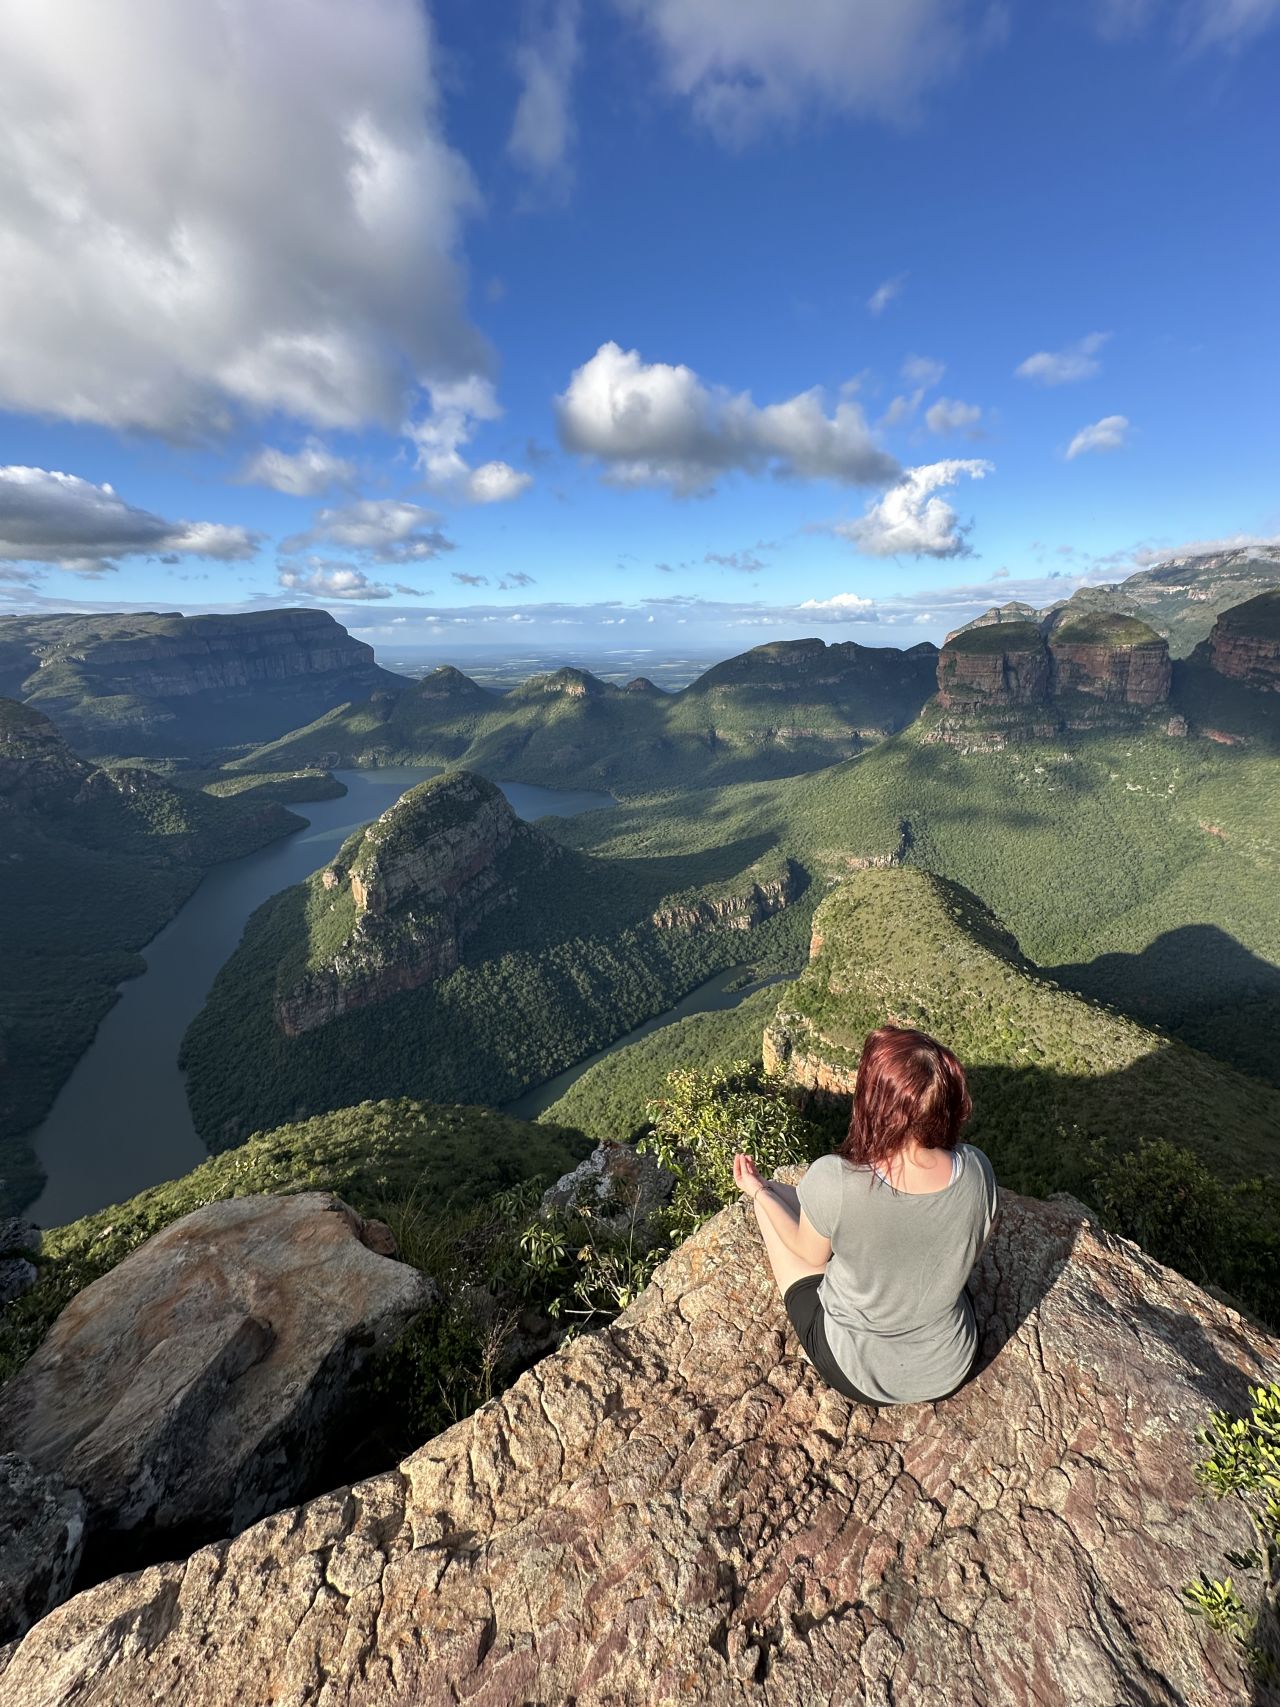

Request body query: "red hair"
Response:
[840, 1026, 971, 1174]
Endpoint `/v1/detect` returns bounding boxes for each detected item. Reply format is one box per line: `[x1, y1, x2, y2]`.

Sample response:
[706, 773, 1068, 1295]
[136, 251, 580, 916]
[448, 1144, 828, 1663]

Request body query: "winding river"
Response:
[28, 771, 790, 1228]
[28, 770, 613, 1227]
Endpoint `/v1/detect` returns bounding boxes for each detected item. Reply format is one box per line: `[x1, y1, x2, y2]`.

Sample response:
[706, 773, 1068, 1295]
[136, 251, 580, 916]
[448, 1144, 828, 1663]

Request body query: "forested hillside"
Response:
[0, 700, 305, 1210]
[234, 637, 939, 790]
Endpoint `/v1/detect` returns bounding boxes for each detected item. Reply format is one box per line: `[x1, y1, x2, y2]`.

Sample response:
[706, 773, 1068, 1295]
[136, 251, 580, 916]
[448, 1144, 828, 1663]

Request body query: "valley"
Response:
[1, 554, 1277, 1300]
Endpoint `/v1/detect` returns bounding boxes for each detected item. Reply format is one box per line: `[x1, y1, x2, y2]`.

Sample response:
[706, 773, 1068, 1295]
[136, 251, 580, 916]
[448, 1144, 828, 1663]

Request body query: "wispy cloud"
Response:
[1066, 414, 1130, 458]
[281, 498, 454, 565]
[508, 0, 582, 189]
[239, 441, 356, 498]
[1015, 332, 1110, 385]
[868, 273, 907, 316]
[618, 0, 990, 144]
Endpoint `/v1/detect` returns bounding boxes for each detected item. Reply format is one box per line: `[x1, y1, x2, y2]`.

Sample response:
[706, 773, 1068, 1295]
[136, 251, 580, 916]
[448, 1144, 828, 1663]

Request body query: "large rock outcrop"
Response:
[275, 772, 543, 1035]
[935, 621, 1053, 710]
[2, 1186, 1275, 1705]
[933, 614, 1171, 729]
[1198, 589, 1280, 692]
[0, 608, 404, 755]
[0, 1194, 432, 1554]
[1046, 611, 1173, 705]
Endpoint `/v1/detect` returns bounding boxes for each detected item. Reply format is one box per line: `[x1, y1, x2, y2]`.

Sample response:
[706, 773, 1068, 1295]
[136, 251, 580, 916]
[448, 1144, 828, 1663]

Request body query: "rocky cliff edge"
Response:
[1, 1184, 1274, 1706]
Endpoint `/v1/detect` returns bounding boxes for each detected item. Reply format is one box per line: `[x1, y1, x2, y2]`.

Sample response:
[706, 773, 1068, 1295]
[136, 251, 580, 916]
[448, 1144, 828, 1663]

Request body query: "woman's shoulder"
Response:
[958, 1144, 998, 1200]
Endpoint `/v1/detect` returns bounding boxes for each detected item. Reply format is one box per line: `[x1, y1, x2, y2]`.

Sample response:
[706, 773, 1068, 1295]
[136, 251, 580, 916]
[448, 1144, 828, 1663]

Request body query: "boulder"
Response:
[541, 1140, 675, 1238]
[0, 1457, 84, 1644]
[1, 1185, 1275, 1705]
[0, 1193, 433, 1549]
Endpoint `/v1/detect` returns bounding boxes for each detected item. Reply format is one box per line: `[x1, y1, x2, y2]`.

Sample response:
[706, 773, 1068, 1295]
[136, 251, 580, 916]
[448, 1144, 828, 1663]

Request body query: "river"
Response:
[28, 769, 615, 1227]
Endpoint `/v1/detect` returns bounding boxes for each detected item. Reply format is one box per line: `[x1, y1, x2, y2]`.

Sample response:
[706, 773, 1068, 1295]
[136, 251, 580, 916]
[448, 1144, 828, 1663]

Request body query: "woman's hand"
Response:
[733, 1152, 767, 1202]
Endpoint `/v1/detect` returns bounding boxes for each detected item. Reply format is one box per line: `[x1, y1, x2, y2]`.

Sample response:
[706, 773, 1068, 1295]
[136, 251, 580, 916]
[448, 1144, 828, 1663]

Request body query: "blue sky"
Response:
[1, 0, 1277, 656]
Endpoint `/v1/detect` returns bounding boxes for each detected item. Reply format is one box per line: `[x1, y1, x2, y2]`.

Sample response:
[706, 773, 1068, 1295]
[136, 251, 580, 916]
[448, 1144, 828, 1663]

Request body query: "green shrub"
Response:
[1183, 1383, 1280, 1684]
[640, 1060, 829, 1240]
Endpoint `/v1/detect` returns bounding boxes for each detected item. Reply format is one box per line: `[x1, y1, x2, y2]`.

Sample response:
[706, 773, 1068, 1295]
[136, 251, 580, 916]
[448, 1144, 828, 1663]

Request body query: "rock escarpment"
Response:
[2, 1186, 1275, 1705]
[0, 1194, 431, 1560]
[650, 857, 802, 933]
[275, 771, 544, 1036]
[933, 613, 1171, 736]
[1197, 588, 1280, 692]
[0, 608, 404, 754]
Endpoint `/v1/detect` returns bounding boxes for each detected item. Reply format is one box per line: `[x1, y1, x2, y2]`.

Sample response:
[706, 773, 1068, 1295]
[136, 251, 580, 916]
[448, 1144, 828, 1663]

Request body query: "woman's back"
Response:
[797, 1144, 998, 1404]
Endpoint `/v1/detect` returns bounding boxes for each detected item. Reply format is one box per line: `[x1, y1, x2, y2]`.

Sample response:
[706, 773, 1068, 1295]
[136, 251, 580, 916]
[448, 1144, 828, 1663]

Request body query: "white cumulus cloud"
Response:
[281, 498, 454, 564]
[0, 466, 258, 574]
[1015, 332, 1111, 386]
[556, 341, 899, 495]
[798, 592, 877, 615]
[0, 0, 485, 438]
[836, 459, 993, 558]
[616, 0, 986, 143]
[408, 378, 534, 502]
[240, 441, 356, 497]
[1066, 415, 1130, 458]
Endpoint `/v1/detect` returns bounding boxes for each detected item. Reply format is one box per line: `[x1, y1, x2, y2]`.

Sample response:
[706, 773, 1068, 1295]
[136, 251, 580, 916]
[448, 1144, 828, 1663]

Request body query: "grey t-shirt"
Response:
[796, 1145, 998, 1404]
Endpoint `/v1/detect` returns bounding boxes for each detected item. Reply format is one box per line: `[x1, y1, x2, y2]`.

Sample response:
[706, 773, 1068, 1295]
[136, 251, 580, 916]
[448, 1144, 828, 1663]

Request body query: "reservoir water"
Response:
[29, 769, 615, 1227]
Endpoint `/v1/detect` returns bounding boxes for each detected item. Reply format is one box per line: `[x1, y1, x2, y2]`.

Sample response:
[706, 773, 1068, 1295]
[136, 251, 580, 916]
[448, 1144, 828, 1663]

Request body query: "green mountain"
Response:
[764, 867, 1280, 1309]
[551, 632, 1279, 1086]
[233, 637, 939, 792]
[954, 543, 1280, 657]
[0, 608, 405, 758]
[0, 700, 304, 1210]
[179, 768, 809, 1148]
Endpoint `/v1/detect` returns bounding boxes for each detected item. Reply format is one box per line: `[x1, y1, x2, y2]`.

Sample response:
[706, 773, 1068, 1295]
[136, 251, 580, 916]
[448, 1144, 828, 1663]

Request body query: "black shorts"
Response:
[782, 1274, 980, 1407]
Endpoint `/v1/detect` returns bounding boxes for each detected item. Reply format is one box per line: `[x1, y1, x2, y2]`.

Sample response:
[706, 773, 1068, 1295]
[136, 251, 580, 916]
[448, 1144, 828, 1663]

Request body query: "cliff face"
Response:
[1200, 589, 1280, 691]
[934, 614, 1171, 727]
[0, 609, 405, 754]
[650, 857, 801, 932]
[275, 772, 538, 1036]
[4, 1185, 1274, 1705]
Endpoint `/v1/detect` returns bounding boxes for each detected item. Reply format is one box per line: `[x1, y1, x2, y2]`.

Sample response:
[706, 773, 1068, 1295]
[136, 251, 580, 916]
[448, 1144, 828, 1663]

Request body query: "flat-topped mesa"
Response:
[934, 615, 1171, 725]
[0, 608, 406, 754]
[935, 621, 1052, 710]
[275, 772, 537, 1036]
[1045, 611, 1172, 705]
[1197, 588, 1280, 691]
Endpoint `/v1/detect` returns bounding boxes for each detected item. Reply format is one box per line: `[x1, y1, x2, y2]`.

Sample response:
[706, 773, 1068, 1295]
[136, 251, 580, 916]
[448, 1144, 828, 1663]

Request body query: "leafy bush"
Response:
[640, 1061, 829, 1241]
[1183, 1383, 1280, 1684]
[1089, 1138, 1280, 1324]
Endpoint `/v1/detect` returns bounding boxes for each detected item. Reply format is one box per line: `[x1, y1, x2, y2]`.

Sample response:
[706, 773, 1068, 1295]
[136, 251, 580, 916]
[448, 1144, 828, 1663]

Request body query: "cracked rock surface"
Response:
[1, 1183, 1275, 1706]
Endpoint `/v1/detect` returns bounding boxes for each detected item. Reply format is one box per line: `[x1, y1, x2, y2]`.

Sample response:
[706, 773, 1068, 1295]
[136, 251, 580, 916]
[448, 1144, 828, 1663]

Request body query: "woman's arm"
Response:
[732, 1154, 832, 1268]
[757, 1182, 832, 1267]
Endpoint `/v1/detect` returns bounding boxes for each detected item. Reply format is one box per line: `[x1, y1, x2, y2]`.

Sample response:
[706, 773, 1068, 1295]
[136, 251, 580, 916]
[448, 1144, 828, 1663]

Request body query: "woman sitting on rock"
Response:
[734, 1025, 998, 1406]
